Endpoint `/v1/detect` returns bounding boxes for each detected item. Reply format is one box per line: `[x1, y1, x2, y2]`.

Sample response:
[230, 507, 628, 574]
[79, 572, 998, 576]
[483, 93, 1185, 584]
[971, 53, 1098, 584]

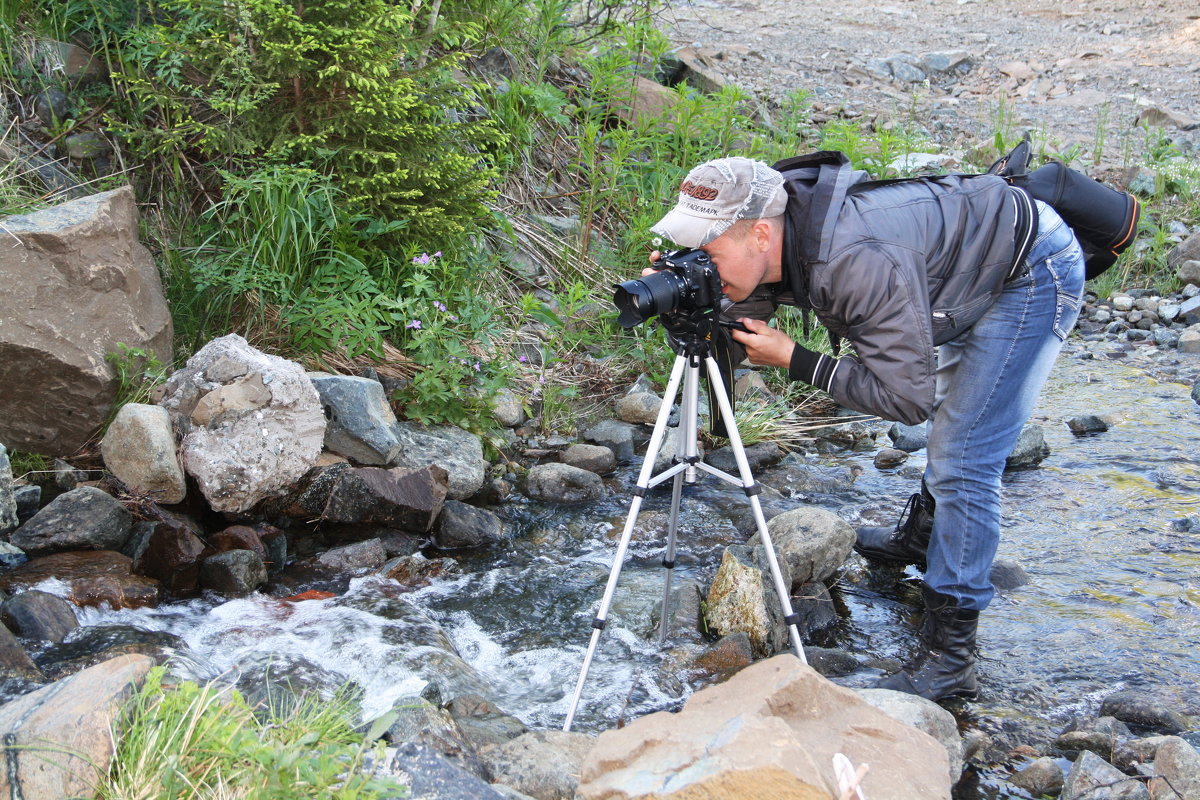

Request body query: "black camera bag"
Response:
[989, 139, 1140, 279]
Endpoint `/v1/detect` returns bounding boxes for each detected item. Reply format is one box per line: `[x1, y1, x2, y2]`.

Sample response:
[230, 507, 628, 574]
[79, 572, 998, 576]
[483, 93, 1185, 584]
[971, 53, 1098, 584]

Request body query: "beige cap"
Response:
[650, 157, 788, 248]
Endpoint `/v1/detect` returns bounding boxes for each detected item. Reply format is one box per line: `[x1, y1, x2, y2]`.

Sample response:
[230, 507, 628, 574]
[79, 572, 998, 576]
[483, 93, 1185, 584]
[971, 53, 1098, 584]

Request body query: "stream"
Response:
[78, 342, 1200, 793]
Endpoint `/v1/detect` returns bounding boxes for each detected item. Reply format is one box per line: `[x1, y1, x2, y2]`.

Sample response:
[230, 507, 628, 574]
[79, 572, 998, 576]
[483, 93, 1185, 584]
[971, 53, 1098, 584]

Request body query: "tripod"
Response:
[562, 329, 807, 732]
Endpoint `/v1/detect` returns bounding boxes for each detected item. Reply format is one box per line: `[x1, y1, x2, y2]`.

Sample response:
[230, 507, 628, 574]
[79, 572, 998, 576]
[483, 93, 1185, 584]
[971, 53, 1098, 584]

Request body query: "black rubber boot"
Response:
[875, 586, 979, 701]
[853, 481, 935, 570]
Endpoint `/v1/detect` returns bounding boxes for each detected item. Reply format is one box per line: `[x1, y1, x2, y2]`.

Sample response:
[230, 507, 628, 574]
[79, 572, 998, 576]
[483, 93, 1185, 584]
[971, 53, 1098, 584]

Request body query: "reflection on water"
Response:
[80, 350, 1200, 750]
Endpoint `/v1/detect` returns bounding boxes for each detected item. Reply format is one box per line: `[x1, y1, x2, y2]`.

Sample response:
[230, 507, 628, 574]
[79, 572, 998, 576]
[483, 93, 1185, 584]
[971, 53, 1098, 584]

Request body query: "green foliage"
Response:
[105, 0, 501, 247]
[6, 450, 50, 481]
[101, 667, 405, 800]
[103, 342, 168, 428]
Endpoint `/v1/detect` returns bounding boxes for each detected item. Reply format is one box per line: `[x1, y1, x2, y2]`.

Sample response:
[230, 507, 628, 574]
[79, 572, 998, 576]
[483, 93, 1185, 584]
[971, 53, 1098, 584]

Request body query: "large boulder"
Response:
[748, 506, 856, 587]
[10, 486, 132, 556]
[705, 544, 793, 656]
[0, 187, 172, 455]
[156, 335, 325, 513]
[578, 654, 951, 800]
[0, 654, 155, 800]
[0, 443, 18, 535]
[308, 373, 403, 465]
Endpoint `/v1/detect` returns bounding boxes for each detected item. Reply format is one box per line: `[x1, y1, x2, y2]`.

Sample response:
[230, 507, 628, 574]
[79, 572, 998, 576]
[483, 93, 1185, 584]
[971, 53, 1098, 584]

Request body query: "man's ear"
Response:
[751, 218, 774, 251]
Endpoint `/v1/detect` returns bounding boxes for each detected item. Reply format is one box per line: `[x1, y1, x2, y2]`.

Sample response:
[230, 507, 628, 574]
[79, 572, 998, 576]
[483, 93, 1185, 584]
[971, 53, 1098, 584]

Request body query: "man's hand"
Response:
[730, 317, 795, 369]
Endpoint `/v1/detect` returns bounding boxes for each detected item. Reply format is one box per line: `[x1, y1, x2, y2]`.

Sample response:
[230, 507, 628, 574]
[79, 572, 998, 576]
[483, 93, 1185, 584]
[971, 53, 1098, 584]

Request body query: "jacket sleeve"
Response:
[805, 245, 936, 425]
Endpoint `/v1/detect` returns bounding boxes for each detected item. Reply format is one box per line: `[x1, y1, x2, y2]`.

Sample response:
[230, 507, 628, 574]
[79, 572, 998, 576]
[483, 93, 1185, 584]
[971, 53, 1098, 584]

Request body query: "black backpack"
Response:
[988, 138, 1141, 279]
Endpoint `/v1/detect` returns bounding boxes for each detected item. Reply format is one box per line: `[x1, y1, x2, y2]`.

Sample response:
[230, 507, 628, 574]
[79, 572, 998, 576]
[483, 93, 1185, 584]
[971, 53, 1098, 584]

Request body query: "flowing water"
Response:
[78, 345, 1200, 789]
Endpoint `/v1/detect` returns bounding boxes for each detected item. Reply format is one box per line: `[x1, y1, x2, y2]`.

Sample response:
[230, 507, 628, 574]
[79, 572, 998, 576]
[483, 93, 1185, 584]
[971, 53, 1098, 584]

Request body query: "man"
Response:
[648, 153, 1085, 701]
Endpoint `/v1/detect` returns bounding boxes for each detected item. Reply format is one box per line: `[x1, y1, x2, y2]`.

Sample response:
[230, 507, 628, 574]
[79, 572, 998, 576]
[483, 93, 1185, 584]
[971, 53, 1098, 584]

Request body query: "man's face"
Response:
[699, 223, 774, 303]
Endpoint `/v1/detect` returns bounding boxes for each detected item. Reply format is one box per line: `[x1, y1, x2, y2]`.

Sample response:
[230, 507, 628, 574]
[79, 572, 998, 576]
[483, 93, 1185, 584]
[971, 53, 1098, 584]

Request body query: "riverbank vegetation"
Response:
[3, 0, 1197, 445]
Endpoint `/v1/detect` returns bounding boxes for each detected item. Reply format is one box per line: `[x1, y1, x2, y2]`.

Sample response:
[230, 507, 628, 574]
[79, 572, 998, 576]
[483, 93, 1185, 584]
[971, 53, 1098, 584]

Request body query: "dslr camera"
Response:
[612, 248, 724, 330]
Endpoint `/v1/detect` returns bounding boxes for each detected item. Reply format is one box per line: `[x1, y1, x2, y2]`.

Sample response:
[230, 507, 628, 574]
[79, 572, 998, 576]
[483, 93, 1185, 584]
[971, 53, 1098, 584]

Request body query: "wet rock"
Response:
[559, 444, 615, 476]
[704, 440, 785, 474]
[1100, 690, 1193, 734]
[14, 484, 40, 526]
[308, 373, 402, 465]
[1010, 756, 1065, 797]
[1113, 735, 1178, 772]
[749, 506, 855, 586]
[1055, 716, 1132, 759]
[200, 550, 267, 597]
[705, 543, 792, 656]
[390, 422, 485, 501]
[615, 392, 661, 425]
[0, 551, 159, 609]
[651, 580, 703, 641]
[1067, 414, 1111, 434]
[582, 420, 646, 463]
[157, 334, 325, 513]
[874, 447, 909, 469]
[789, 580, 839, 637]
[233, 651, 359, 716]
[434, 500, 505, 549]
[135, 512, 211, 595]
[804, 646, 860, 677]
[1005, 423, 1050, 469]
[10, 486, 132, 556]
[482, 730, 595, 800]
[0, 624, 43, 682]
[262, 462, 449, 532]
[35, 625, 184, 681]
[691, 631, 755, 681]
[0, 444, 17, 535]
[212, 524, 267, 559]
[989, 558, 1030, 591]
[378, 553, 460, 588]
[1060, 750, 1149, 799]
[856, 687, 963, 785]
[0, 187, 173, 455]
[524, 463, 603, 504]
[0, 654, 154, 800]
[381, 696, 486, 780]
[446, 694, 528, 753]
[315, 539, 388, 573]
[1, 590, 79, 643]
[766, 458, 861, 495]
[101, 403, 187, 503]
[579, 655, 952, 800]
[382, 741, 507, 800]
[1147, 736, 1200, 799]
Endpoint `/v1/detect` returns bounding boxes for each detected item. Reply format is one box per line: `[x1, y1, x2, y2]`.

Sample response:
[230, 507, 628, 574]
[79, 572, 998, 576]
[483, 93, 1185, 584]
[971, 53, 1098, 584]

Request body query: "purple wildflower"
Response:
[406, 320, 422, 330]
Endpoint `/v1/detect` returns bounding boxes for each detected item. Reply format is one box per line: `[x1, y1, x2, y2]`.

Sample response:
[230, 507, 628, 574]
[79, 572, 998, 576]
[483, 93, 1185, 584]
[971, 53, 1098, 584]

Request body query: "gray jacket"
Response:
[735, 152, 1033, 426]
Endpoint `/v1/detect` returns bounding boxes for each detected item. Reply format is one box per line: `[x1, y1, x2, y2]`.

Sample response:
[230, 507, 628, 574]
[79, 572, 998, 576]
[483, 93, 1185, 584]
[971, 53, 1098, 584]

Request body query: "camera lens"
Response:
[613, 270, 685, 328]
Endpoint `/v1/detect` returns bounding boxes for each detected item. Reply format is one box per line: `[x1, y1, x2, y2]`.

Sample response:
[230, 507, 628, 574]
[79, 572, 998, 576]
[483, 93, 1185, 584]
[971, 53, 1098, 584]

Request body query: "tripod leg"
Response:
[563, 355, 689, 732]
[703, 356, 808, 664]
[657, 357, 701, 645]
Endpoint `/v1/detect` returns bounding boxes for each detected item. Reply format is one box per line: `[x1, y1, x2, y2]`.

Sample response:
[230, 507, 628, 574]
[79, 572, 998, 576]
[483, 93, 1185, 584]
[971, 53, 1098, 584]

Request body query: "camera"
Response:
[612, 248, 723, 329]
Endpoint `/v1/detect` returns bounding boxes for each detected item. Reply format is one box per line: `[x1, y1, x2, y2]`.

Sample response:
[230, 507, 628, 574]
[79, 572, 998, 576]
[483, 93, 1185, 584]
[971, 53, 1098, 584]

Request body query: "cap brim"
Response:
[650, 208, 730, 249]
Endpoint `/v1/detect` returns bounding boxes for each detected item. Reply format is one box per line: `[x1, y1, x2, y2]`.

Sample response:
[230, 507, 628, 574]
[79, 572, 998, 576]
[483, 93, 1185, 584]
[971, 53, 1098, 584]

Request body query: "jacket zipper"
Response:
[933, 311, 956, 329]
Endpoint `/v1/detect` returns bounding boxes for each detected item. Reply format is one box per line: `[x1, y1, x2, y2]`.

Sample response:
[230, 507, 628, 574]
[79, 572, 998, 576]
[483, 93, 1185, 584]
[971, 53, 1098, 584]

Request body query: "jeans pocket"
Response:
[1045, 246, 1084, 340]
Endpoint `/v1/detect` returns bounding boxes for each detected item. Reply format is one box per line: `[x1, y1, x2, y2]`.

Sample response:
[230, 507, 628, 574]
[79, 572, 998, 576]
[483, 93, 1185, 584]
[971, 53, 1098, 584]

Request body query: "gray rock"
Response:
[309, 374, 402, 465]
[0, 444, 17, 535]
[0, 542, 27, 570]
[315, 539, 388, 573]
[391, 422, 486, 501]
[749, 506, 855, 586]
[1, 590, 78, 643]
[381, 697, 485, 780]
[559, 444, 615, 476]
[13, 484, 40, 526]
[1177, 295, 1200, 326]
[199, 550, 267, 597]
[705, 543, 793, 656]
[0, 623, 43, 683]
[480, 730, 594, 800]
[582, 419, 644, 462]
[1179, 260, 1200, 287]
[34, 88, 69, 125]
[1067, 414, 1110, 434]
[434, 500, 505, 549]
[919, 50, 974, 75]
[10, 486, 132, 556]
[874, 447, 909, 469]
[615, 392, 662, 425]
[1010, 756, 1065, 797]
[1060, 750, 1149, 799]
[446, 694, 528, 753]
[64, 132, 110, 161]
[524, 463, 603, 504]
[889, 421, 929, 452]
[989, 559, 1030, 591]
[856, 687, 964, 785]
[888, 56, 927, 83]
[1055, 716, 1132, 758]
[1158, 302, 1182, 323]
[1005, 423, 1050, 469]
[1168, 233, 1200, 270]
[1100, 690, 1193, 734]
[489, 388, 526, 428]
[1148, 736, 1200, 799]
[100, 403, 186, 503]
[157, 334, 325, 513]
[704, 441, 784, 474]
[382, 742, 507, 800]
[0, 187, 173, 455]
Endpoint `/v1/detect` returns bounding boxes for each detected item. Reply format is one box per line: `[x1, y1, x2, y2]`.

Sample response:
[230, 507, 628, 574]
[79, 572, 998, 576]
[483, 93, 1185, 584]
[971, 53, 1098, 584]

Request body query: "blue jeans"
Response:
[923, 201, 1085, 610]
